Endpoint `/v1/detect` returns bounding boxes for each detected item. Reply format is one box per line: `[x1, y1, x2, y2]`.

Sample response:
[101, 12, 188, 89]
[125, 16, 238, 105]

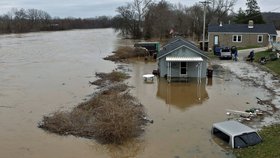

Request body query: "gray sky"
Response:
[0, 0, 279, 18]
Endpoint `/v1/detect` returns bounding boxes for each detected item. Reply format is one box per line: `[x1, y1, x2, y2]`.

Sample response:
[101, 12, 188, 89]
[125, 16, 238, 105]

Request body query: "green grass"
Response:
[234, 124, 280, 158]
[254, 51, 280, 75]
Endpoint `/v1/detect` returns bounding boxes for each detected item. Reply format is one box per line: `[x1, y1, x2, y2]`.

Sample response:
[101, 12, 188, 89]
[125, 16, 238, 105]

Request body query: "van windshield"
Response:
[234, 132, 262, 148]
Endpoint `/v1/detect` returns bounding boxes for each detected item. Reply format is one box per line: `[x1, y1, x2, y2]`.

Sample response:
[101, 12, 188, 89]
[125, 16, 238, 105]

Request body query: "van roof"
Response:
[213, 120, 256, 136]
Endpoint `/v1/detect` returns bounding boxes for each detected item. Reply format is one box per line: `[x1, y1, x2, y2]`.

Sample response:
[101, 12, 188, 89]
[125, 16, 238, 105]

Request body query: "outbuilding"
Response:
[157, 37, 209, 82]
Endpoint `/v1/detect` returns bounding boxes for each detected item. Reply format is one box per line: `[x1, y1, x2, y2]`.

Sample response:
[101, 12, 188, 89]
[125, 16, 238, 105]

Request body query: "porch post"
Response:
[199, 62, 202, 82]
[168, 62, 170, 83]
[170, 62, 172, 82]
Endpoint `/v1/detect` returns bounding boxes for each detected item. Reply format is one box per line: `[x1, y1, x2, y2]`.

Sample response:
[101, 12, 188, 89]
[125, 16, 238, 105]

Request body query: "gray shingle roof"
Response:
[157, 37, 209, 59]
[208, 24, 277, 35]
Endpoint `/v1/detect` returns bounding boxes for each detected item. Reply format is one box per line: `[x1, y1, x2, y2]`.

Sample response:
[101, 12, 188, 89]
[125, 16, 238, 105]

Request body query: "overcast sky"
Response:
[0, 0, 279, 18]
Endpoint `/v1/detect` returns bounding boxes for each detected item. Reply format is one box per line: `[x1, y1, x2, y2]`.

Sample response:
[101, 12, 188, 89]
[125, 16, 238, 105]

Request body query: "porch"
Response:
[166, 57, 203, 83]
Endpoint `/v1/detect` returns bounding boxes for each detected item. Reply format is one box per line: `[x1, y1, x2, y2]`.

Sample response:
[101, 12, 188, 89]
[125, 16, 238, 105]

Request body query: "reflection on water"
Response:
[105, 139, 144, 158]
[157, 78, 209, 110]
[89, 139, 144, 158]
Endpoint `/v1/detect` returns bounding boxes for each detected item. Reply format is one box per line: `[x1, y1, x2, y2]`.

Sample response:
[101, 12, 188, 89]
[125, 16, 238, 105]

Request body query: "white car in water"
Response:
[212, 120, 262, 148]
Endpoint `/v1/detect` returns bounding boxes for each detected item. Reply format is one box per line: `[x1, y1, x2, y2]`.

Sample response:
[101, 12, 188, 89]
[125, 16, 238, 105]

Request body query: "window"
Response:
[214, 35, 219, 45]
[180, 62, 187, 75]
[258, 35, 263, 43]
[234, 132, 262, 148]
[213, 128, 230, 143]
[232, 35, 242, 42]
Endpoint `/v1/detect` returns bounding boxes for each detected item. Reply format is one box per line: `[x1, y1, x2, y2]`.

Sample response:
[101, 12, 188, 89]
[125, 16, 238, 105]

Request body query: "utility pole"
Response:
[200, 0, 211, 51]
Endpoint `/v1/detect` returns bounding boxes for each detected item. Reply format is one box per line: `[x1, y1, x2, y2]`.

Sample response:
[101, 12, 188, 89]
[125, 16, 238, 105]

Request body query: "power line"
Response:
[269, 6, 280, 12]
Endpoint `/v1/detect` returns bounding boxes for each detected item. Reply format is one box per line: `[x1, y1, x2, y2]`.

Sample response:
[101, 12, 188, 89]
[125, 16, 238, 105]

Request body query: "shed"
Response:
[157, 37, 209, 82]
[134, 42, 160, 56]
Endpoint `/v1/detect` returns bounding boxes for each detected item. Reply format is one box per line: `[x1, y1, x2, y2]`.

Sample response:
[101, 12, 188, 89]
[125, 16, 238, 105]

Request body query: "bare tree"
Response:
[186, 4, 204, 41]
[144, 0, 173, 39]
[114, 0, 153, 38]
[173, 3, 192, 37]
[207, 0, 237, 24]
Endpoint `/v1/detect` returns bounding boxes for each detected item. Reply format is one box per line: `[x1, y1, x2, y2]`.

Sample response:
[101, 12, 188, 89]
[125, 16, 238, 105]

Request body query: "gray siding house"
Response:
[208, 21, 277, 50]
[157, 37, 209, 82]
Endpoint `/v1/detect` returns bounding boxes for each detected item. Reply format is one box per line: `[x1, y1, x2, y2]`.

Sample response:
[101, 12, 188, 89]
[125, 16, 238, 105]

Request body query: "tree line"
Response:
[113, 0, 267, 40]
[0, 8, 112, 34]
[0, 0, 271, 40]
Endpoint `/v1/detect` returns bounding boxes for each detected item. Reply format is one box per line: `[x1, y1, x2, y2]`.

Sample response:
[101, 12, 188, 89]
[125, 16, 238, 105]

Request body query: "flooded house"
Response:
[157, 37, 209, 82]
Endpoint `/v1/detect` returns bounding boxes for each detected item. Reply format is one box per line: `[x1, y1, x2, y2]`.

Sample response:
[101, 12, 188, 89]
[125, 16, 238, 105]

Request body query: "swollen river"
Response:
[0, 29, 271, 158]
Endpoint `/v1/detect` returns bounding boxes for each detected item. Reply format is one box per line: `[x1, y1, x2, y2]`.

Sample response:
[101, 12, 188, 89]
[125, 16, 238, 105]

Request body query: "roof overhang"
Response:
[158, 45, 209, 60]
[166, 57, 203, 62]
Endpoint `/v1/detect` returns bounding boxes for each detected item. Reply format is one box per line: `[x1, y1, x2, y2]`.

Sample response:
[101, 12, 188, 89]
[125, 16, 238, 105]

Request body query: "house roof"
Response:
[157, 37, 209, 60]
[208, 24, 277, 35]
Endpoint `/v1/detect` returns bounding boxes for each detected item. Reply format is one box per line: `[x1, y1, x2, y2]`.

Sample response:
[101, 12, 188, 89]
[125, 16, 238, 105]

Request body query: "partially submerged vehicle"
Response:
[212, 120, 262, 148]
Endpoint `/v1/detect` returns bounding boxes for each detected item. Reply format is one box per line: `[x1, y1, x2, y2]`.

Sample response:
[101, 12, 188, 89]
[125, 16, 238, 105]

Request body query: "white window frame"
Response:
[257, 35, 263, 43]
[232, 35, 242, 43]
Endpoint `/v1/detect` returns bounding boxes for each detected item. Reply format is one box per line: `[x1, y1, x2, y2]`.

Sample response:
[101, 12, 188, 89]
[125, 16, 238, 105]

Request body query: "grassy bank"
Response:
[39, 71, 147, 144]
[234, 124, 280, 158]
[254, 51, 280, 75]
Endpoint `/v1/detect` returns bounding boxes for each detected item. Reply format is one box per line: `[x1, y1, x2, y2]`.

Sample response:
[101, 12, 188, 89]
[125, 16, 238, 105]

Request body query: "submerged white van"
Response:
[212, 120, 262, 148]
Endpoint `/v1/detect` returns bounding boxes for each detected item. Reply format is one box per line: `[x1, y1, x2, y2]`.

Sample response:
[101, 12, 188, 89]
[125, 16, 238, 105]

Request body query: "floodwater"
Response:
[0, 29, 273, 158]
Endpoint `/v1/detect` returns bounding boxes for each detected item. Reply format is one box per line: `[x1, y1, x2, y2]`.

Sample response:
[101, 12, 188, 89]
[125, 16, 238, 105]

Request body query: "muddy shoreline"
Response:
[214, 60, 280, 125]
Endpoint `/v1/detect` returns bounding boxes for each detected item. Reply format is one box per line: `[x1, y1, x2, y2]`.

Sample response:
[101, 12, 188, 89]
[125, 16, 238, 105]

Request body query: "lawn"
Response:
[234, 124, 280, 158]
[254, 51, 280, 75]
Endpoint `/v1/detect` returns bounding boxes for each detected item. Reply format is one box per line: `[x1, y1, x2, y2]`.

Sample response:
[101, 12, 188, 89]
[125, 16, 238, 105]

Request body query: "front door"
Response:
[180, 62, 187, 76]
[214, 35, 219, 45]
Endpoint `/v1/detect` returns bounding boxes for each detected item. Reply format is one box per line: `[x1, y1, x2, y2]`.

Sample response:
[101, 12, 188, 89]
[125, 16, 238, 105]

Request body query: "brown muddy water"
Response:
[0, 29, 273, 158]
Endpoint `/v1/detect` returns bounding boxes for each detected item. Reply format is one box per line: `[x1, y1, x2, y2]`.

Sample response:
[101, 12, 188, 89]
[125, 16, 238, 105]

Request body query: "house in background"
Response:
[208, 20, 277, 50]
[157, 37, 209, 82]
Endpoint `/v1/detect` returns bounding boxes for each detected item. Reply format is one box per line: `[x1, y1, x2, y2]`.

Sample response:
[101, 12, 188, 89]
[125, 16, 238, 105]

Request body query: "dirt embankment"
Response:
[104, 46, 149, 62]
[39, 71, 148, 144]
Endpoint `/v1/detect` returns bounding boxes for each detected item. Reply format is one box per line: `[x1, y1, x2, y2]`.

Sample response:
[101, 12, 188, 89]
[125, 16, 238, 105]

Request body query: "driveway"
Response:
[238, 47, 269, 59]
